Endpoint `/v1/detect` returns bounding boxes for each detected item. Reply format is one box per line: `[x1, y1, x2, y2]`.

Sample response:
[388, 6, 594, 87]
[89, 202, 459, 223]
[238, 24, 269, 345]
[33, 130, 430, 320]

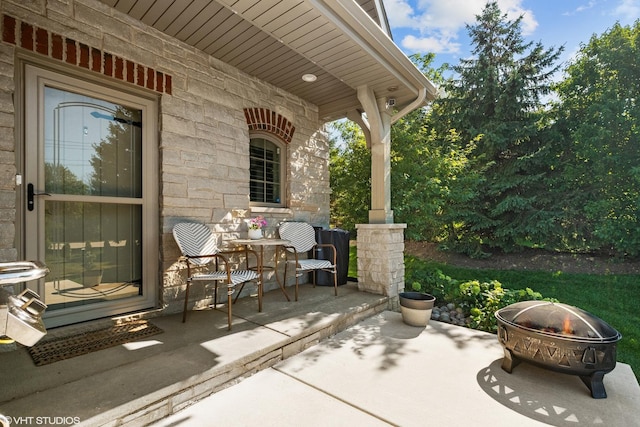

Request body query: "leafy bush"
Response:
[405, 256, 554, 333]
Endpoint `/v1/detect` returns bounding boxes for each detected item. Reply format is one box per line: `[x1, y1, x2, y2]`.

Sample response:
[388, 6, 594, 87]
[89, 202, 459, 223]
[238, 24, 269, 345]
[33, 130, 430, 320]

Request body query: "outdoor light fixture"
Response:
[302, 73, 317, 82]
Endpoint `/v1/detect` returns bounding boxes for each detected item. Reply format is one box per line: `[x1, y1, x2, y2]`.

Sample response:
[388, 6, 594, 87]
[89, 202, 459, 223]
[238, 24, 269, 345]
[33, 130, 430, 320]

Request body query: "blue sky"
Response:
[385, 0, 640, 76]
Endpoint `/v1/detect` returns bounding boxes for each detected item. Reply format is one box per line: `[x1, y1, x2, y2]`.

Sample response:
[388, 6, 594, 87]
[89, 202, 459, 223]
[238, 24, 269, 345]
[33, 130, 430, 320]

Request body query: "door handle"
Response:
[27, 183, 51, 211]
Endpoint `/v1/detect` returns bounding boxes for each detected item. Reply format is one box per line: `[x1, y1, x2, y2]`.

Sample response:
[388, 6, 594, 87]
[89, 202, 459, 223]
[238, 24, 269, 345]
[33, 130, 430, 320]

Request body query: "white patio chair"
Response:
[278, 222, 337, 301]
[173, 222, 259, 330]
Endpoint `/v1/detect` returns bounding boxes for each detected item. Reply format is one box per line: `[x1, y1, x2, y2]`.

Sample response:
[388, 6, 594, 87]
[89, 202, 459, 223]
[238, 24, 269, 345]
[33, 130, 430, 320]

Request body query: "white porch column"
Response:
[356, 223, 406, 309]
[354, 86, 405, 306]
[356, 86, 393, 224]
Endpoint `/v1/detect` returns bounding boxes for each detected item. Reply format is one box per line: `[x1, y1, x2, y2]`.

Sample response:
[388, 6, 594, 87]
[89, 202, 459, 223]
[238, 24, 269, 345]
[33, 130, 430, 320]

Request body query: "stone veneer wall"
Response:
[0, 0, 331, 314]
[356, 224, 406, 310]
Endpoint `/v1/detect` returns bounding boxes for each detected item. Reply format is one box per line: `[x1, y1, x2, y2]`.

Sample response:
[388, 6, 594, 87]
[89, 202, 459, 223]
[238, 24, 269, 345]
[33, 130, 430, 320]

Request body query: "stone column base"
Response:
[356, 223, 406, 310]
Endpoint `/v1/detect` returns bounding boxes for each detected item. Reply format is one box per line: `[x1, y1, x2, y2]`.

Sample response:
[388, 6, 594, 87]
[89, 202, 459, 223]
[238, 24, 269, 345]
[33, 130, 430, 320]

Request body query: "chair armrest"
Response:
[315, 243, 337, 264]
[281, 245, 301, 263]
[181, 253, 230, 268]
[180, 253, 229, 279]
[181, 253, 223, 262]
[217, 248, 260, 271]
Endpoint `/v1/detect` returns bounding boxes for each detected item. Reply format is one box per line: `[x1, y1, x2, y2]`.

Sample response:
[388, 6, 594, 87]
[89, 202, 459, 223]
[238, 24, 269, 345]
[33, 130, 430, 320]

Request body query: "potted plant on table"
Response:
[248, 215, 267, 239]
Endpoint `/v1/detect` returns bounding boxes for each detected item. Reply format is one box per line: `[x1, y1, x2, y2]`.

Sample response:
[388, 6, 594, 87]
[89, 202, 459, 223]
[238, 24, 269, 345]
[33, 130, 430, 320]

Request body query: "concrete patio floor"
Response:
[0, 283, 638, 426]
[155, 311, 640, 427]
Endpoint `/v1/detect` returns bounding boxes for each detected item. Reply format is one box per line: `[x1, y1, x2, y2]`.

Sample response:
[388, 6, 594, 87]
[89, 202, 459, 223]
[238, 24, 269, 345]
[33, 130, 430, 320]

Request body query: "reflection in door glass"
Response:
[42, 87, 143, 311]
[44, 86, 142, 197]
[44, 202, 142, 310]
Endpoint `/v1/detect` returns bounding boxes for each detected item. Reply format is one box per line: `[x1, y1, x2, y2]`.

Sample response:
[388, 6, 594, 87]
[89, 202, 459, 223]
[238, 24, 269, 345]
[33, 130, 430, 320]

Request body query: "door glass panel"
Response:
[44, 87, 142, 197]
[44, 202, 142, 310]
[42, 87, 143, 311]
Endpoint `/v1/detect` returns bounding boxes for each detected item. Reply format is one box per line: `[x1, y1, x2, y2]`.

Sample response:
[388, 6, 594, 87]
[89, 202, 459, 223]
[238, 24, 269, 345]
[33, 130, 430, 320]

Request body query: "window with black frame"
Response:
[250, 137, 282, 205]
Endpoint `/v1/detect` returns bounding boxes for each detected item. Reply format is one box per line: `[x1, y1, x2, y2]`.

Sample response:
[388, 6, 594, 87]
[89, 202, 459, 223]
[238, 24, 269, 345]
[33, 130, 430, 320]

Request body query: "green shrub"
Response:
[408, 267, 460, 302]
[406, 256, 554, 333]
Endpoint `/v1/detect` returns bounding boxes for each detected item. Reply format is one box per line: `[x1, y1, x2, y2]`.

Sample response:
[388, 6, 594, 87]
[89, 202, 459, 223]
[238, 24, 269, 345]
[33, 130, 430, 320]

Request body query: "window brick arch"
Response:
[243, 108, 295, 144]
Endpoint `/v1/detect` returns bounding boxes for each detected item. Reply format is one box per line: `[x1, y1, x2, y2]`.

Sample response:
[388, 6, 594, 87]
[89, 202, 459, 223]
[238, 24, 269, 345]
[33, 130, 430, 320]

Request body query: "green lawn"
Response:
[427, 261, 639, 378]
[348, 245, 640, 380]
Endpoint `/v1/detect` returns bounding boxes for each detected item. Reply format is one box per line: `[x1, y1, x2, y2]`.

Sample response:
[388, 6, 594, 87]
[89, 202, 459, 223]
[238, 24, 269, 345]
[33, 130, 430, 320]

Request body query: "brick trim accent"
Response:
[1, 14, 172, 95]
[243, 108, 295, 144]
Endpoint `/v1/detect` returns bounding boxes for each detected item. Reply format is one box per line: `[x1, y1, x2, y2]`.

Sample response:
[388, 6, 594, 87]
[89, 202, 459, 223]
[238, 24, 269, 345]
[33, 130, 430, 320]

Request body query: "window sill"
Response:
[250, 206, 292, 215]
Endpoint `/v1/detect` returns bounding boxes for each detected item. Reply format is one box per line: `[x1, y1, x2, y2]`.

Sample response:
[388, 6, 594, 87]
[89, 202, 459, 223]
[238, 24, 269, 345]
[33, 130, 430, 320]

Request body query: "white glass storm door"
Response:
[23, 64, 158, 328]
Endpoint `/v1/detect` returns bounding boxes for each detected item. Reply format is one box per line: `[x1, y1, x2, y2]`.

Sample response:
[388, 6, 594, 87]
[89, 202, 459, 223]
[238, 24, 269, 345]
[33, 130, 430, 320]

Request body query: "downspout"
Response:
[353, 85, 427, 147]
[391, 86, 427, 125]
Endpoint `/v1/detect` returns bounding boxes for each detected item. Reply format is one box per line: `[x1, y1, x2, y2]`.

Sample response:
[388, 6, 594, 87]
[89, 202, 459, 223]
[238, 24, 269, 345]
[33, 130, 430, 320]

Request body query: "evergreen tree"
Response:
[430, 1, 563, 254]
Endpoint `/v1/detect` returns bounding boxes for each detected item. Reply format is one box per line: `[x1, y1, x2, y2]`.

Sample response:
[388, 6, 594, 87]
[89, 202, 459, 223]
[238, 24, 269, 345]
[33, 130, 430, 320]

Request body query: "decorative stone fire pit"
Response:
[495, 301, 622, 399]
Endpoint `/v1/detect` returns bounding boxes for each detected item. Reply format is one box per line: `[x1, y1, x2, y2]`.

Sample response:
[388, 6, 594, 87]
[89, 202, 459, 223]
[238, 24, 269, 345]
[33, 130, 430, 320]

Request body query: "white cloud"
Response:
[612, 0, 640, 22]
[575, 1, 597, 14]
[384, 0, 422, 28]
[387, 0, 538, 54]
[388, 0, 536, 32]
[401, 34, 461, 53]
[500, 0, 538, 35]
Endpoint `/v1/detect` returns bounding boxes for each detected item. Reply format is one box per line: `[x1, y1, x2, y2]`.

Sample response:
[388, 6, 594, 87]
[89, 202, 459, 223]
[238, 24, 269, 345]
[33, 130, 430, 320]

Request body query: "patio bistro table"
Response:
[227, 238, 290, 312]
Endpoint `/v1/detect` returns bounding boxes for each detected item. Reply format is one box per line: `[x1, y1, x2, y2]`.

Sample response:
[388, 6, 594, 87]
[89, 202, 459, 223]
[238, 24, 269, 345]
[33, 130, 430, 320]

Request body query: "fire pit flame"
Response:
[562, 314, 573, 336]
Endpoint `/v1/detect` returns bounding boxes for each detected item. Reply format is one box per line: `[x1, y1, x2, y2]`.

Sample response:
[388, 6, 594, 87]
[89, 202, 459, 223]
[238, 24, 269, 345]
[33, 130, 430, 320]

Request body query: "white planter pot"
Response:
[399, 292, 436, 327]
[248, 229, 263, 240]
[82, 270, 103, 288]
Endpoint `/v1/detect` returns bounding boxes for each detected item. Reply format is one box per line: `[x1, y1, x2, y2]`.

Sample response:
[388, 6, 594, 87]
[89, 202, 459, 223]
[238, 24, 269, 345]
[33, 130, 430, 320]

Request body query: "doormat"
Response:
[27, 320, 163, 366]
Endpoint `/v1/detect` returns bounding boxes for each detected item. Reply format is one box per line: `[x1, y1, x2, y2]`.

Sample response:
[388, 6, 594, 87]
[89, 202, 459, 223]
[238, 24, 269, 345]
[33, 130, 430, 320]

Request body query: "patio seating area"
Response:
[0, 283, 638, 426]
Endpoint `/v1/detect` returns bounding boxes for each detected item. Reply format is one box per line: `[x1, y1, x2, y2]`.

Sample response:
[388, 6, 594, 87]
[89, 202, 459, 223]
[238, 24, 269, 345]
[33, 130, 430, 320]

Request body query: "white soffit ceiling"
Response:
[99, 0, 435, 121]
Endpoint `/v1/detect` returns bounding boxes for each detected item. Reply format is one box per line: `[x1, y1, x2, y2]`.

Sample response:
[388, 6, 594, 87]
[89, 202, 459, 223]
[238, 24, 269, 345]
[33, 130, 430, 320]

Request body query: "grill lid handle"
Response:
[0, 261, 49, 285]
